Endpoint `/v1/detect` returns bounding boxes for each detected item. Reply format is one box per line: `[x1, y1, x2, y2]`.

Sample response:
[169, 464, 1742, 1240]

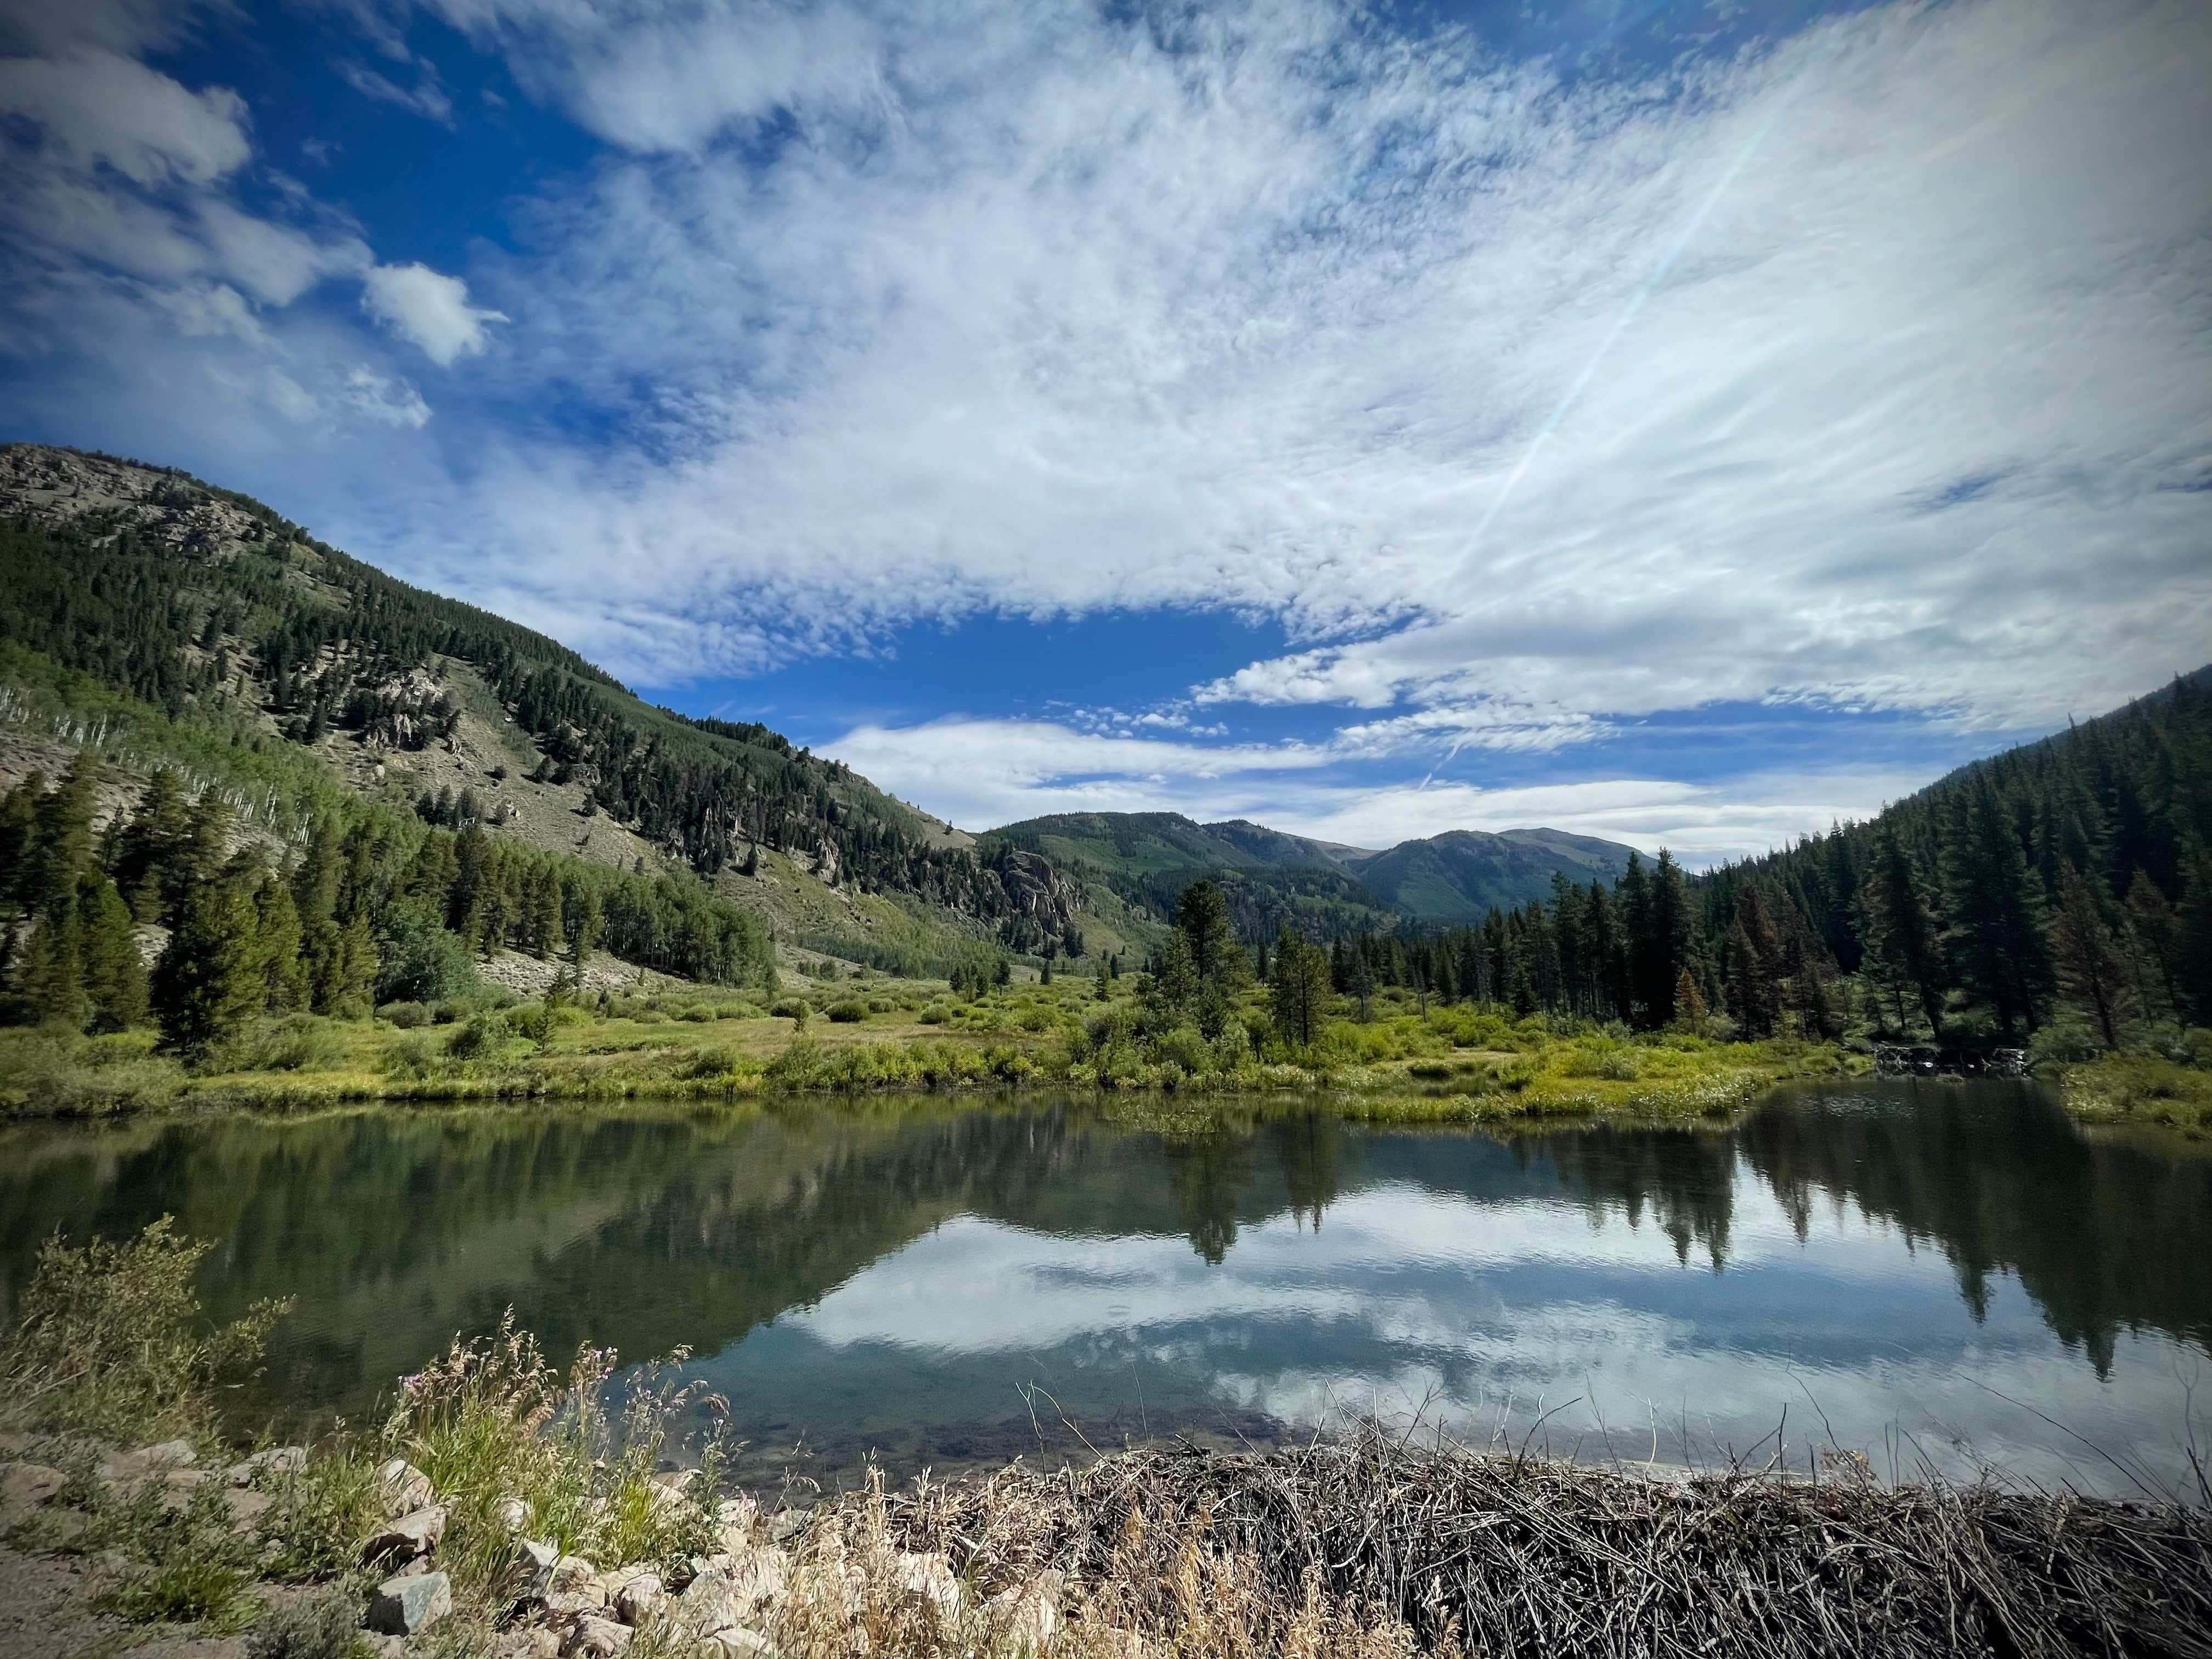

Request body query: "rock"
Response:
[493, 1494, 531, 1534]
[368, 1569, 453, 1636]
[989, 1570, 1064, 1654]
[543, 1554, 607, 1618]
[225, 1446, 306, 1485]
[0, 1462, 67, 1521]
[494, 1628, 562, 1659]
[611, 1569, 664, 1625]
[894, 1550, 963, 1621]
[364, 1503, 448, 1566]
[512, 1538, 560, 1600]
[562, 1616, 633, 1656]
[376, 1457, 435, 1517]
[224, 1487, 276, 1527]
[702, 1629, 777, 1658]
[99, 1440, 195, 1488]
[766, 1506, 809, 1545]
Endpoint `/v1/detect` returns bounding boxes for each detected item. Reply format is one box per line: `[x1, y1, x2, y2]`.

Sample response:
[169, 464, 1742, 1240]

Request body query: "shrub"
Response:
[381, 1316, 721, 1603]
[101, 1558, 258, 1633]
[380, 1000, 431, 1029]
[247, 1589, 371, 1659]
[374, 903, 478, 1005]
[222, 1015, 350, 1074]
[0, 1217, 289, 1444]
[444, 1016, 513, 1063]
[826, 1000, 868, 1023]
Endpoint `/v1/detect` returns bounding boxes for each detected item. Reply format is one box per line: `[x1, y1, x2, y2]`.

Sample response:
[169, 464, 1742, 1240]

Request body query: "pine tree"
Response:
[1940, 781, 2052, 1039]
[253, 876, 309, 1012]
[1267, 924, 1331, 1048]
[152, 881, 264, 1057]
[2051, 862, 2130, 1049]
[13, 887, 88, 1028]
[1173, 881, 1246, 988]
[115, 768, 195, 922]
[21, 759, 96, 915]
[78, 871, 148, 1032]
[1862, 823, 1946, 1037]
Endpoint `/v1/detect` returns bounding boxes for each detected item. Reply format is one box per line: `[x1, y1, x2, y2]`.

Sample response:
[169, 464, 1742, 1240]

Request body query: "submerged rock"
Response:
[368, 1568, 453, 1635]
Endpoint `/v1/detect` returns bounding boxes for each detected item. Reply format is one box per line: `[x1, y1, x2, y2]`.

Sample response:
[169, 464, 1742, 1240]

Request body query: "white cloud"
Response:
[360, 261, 505, 364]
[823, 711, 1922, 859]
[353, 0, 2209, 755]
[0, 48, 250, 183]
[336, 59, 455, 123]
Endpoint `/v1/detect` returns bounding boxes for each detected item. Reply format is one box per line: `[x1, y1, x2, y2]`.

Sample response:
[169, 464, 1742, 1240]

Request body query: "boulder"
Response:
[701, 1629, 777, 1658]
[99, 1441, 195, 1489]
[513, 1538, 560, 1600]
[368, 1570, 453, 1635]
[609, 1568, 664, 1625]
[894, 1551, 963, 1621]
[543, 1554, 608, 1618]
[223, 1487, 276, 1527]
[364, 1503, 448, 1566]
[988, 1570, 1064, 1654]
[562, 1616, 633, 1657]
[376, 1457, 435, 1518]
[493, 1627, 562, 1659]
[493, 1494, 531, 1535]
[0, 1463, 67, 1522]
[225, 1446, 306, 1485]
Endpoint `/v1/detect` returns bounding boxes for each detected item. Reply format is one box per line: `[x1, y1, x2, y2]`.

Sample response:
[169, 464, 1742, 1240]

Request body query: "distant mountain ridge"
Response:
[980, 811, 1638, 929]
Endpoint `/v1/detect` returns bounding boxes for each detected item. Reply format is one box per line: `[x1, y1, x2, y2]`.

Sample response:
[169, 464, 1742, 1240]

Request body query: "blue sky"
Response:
[2, 0, 2207, 861]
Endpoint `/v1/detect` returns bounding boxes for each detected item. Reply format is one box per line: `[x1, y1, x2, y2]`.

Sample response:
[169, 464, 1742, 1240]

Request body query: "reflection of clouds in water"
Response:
[777, 1170, 2210, 1496]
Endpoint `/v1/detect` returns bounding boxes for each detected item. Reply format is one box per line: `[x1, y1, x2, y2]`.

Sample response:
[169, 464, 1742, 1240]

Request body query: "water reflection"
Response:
[0, 1084, 2204, 1494]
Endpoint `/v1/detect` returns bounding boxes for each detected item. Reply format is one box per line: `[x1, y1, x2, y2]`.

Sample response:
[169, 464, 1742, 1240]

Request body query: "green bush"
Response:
[444, 1016, 513, 1063]
[101, 1558, 258, 1633]
[0, 1216, 289, 1444]
[380, 1001, 431, 1029]
[826, 1000, 868, 1023]
[374, 903, 478, 1005]
[222, 1015, 350, 1074]
[246, 1587, 373, 1659]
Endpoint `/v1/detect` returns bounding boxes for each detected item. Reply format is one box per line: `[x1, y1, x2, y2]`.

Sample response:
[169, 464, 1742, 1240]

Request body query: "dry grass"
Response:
[877, 1431, 2212, 1658]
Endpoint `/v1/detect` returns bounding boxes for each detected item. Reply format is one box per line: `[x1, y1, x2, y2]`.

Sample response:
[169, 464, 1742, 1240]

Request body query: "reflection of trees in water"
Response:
[5, 1084, 2207, 1426]
[1273, 1112, 1341, 1234]
[1514, 1124, 1737, 1269]
[1163, 1128, 1256, 1264]
[1736, 1082, 2212, 1373]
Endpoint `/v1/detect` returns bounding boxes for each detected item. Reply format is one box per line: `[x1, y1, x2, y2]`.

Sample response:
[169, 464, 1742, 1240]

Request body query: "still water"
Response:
[2, 1082, 2207, 1498]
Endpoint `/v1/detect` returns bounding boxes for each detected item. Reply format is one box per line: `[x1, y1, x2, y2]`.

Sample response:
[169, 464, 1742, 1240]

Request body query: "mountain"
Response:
[981, 811, 1639, 933]
[0, 443, 1088, 974]
[1345, 828, 1638, 922]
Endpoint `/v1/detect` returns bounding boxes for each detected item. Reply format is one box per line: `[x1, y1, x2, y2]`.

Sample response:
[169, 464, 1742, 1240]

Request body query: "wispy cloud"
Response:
[346, 0, 2210, 744]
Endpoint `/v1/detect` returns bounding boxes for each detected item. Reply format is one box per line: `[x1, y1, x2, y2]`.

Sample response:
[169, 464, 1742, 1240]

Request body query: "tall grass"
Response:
[377, 1313, 723, 1604]
[0, 1215, 289, 1444]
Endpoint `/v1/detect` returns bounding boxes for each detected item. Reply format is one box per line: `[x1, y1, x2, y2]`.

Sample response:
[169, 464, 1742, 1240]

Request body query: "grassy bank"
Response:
[2046, 1046, 2212, 1134]
[0, 974, 1861, 1124]
[5, 1221, 2207, 1658]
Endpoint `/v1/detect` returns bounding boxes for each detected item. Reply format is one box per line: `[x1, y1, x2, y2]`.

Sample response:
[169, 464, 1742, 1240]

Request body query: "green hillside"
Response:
[981, 811, 1640, 935]
[0, 444, 1084, 969]
[1347, 828, 1636, 922]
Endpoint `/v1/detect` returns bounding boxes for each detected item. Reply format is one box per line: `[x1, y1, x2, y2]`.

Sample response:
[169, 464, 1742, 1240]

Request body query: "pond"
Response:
[3, 1081, 2207, 1500]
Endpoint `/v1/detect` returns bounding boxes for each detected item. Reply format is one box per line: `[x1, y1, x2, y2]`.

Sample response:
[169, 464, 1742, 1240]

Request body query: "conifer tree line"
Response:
[1, 487, 1082, 953]
[1294, 675, 2212, 1047]
[0, 757, 775, 1056]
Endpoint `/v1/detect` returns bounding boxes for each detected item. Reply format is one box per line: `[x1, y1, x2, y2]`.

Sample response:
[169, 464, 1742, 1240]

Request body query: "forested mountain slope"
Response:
[981, 810, 1637, 931]
[0, 444, 1083, 959]
[1325, 672, 2212, 1050]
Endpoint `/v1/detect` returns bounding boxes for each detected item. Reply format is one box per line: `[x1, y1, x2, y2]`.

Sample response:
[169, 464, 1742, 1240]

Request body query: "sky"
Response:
[1, 0, 2207, 863]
